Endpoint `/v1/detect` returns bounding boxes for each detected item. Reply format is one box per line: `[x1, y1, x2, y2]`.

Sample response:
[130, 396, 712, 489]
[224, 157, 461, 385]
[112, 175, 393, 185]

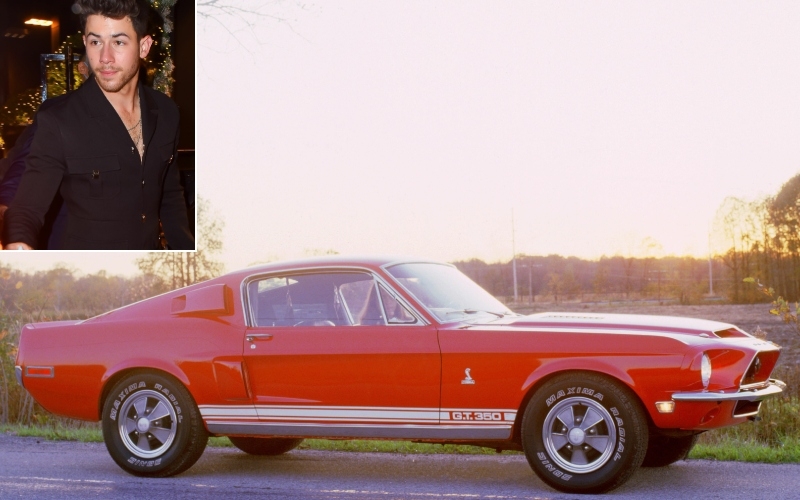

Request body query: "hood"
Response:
[491, 312, 750, 339]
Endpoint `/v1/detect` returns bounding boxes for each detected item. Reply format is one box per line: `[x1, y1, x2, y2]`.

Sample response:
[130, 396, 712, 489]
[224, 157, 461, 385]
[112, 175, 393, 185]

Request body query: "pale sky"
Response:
[2, 1, 799, 276]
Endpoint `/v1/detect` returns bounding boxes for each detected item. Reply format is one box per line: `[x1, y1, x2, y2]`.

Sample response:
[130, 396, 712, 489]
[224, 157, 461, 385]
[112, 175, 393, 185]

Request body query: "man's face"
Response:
[83, 15, 152, 94]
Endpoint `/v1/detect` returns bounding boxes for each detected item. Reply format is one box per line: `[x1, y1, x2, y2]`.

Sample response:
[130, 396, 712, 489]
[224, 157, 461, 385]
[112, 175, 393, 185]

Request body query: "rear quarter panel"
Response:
[17, 308, 245, 422]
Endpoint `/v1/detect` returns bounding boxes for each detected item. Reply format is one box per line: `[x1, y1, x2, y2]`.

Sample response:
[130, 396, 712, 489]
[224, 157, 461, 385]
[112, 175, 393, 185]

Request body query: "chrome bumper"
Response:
[672, 379, 785, 402]
[15, 365, 23, 388]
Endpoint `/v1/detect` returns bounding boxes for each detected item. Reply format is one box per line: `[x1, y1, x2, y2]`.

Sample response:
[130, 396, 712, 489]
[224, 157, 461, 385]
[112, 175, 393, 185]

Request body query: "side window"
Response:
[378, 285, 418, 324]
[339, 278, 384, 325]
[248, 277, 296, 326]
[248, 272, 358, 327]
[247, 272, 419, 327]
[248, 272, 393, 327]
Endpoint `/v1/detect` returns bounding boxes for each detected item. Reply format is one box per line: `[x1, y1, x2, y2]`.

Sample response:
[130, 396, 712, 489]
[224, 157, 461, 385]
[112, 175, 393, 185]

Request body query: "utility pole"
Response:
[512, 209, 518, 303]
[708, 224, 714, 296]
[528, 263, 533, 303]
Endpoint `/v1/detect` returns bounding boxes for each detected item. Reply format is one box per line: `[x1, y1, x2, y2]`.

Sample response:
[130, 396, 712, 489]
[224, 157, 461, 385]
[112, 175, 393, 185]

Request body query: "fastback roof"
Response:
[226, 255, 447, 279]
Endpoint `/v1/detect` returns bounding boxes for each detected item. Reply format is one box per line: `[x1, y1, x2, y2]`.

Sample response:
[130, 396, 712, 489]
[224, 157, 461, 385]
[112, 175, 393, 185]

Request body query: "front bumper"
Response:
[650, 379, 785, 429]
[671, 379, 785, 402]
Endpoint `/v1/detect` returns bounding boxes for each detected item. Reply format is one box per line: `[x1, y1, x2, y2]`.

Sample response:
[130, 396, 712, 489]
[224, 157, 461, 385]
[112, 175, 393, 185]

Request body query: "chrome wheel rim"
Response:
[542, 396, 616, 474]
[118, 390, 177, 459]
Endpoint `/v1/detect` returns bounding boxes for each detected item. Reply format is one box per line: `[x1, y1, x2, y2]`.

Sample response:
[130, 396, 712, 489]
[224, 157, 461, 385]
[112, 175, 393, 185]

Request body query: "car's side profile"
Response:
[15, 257, 784, 493]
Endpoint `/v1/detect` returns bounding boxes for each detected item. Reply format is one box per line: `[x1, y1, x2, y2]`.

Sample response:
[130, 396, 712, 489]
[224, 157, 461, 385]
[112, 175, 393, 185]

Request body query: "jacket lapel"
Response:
[78, 78, 159, 155]
[80, 77, 126, 137]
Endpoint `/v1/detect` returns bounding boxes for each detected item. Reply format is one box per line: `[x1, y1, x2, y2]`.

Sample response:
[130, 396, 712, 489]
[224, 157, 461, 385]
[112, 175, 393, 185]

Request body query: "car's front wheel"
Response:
[229, 437, 304, 455]
[102, 372, 208, 477]
[521, 372, 648, 494]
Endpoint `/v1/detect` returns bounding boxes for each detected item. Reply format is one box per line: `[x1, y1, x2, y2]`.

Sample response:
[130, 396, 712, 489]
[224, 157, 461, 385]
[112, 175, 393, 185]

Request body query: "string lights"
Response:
[152, 0, 177, 96]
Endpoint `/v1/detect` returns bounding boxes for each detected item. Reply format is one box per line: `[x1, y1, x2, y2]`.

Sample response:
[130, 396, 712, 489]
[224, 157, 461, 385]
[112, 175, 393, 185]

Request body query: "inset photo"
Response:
[0, 0, 194, 250]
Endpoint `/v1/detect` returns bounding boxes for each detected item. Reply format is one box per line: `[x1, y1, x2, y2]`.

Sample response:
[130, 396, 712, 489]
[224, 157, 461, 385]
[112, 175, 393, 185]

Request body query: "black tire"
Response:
[228, 437, 304, 456]
[641, 433, 699, 467]
[521, 372, 648, 494]
[102, 372, 208, 477]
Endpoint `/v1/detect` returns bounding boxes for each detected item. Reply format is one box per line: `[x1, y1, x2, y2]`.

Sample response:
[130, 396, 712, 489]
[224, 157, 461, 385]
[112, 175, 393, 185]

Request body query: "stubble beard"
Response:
[93, 64, 139, 94]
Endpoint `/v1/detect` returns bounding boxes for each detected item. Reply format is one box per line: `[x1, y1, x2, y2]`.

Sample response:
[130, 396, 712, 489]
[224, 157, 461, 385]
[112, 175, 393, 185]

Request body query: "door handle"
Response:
[246, 333, 273, 342]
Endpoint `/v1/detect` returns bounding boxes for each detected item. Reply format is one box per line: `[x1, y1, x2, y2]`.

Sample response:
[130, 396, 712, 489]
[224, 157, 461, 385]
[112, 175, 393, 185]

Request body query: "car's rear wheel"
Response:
[641, 433, 699, 467]
[521, 372, 648, 494]
[228, 437, 304, 455]
[102, 372, 208, 477]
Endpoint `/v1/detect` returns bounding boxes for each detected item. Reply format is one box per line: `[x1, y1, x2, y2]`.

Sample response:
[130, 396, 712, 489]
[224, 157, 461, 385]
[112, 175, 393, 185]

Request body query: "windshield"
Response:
[385, 262, 513, 322]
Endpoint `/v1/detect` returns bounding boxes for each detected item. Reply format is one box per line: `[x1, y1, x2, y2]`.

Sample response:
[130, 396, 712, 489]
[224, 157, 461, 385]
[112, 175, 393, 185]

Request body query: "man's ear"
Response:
[82, 35, 87, 47]
[139, 35, 153, 59]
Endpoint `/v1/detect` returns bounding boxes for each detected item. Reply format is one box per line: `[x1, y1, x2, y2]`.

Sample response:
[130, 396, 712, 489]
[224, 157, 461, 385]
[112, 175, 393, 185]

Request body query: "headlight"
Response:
[701, 353, 712, 389]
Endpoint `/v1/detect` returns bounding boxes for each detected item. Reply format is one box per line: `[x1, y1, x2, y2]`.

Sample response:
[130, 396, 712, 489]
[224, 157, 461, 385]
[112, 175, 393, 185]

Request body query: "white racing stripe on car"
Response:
[199, 405, 516, 425]
[199, 406, 259, 417]
[255, 407, 440, 422]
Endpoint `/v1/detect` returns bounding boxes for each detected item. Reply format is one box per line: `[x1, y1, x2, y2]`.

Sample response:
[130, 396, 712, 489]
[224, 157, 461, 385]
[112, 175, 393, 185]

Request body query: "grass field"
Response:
[2, 426, 798, 463]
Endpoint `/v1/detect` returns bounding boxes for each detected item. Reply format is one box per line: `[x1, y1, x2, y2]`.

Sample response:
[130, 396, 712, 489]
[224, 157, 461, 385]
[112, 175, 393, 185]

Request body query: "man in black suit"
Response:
[2, 0, 193, 250]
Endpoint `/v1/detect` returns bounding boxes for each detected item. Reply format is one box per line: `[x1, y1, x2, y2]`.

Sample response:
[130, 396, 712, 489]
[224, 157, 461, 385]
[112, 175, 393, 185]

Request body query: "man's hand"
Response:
[4, 242, 32, 250]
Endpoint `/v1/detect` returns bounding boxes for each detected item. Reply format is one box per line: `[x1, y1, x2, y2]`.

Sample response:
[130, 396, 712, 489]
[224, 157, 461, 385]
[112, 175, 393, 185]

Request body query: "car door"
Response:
[241, 270, 441, 439]
[437, 327, 523, 439]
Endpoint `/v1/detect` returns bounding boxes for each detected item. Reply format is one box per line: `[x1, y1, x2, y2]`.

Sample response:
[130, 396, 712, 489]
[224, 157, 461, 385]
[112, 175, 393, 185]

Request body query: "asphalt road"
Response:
[1, 434, 798, 499]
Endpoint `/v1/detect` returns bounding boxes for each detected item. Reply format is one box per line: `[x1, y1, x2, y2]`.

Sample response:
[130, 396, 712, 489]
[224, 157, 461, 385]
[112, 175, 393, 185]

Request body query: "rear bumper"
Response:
[671, 379, 785, 402]
[15, 365, 23, 388]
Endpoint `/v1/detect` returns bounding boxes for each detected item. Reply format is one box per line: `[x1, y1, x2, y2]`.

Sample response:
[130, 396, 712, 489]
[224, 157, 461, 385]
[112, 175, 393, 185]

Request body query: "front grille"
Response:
[741, 351, 779, 387]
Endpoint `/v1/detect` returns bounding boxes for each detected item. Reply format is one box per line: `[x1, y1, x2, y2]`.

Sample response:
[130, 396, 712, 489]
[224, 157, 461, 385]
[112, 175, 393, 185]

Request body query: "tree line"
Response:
[454, 254, 719, 305]
[712, 173, 800, 303]
[454, 173, 800, 305]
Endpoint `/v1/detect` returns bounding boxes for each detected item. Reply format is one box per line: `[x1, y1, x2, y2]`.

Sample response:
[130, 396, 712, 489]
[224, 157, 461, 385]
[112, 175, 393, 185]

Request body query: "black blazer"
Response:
[3, 77, 194, 250]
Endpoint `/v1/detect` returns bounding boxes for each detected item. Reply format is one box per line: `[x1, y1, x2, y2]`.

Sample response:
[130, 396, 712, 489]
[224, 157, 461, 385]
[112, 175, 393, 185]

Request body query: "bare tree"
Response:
[197, 0, 293, 23]
[197, 0, 312, 46]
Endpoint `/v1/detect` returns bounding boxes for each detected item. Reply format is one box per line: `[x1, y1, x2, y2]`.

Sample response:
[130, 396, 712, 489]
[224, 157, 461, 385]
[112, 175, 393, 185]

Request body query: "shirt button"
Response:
[141, 214, 146, 222]
[142, 180, 145, 186]
[131, 147, 135, 154]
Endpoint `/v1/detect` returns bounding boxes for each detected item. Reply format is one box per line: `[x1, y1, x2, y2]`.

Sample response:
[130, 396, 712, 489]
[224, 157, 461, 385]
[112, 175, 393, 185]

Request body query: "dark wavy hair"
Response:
[76, 0, 150, 39]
